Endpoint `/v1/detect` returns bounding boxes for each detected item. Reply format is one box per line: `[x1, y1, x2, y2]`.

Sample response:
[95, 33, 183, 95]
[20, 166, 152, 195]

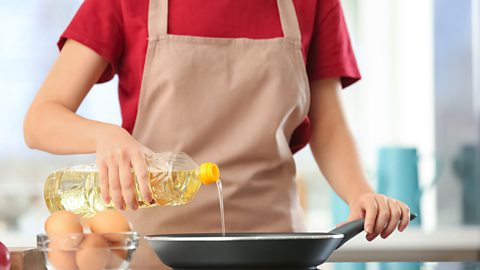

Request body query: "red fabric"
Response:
[58, 0, 360, 153]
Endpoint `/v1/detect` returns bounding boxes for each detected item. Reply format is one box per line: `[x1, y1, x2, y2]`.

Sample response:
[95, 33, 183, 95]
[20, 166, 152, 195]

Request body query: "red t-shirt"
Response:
[59, 0, 360, 153]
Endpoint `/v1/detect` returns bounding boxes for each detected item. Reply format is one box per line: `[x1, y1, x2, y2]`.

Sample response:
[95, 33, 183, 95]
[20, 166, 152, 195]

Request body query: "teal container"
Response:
[453, 144, 480, 224]
[379, 262, 421, 270]
[334, 262, 367, 270]
[377, 147, 421, 225]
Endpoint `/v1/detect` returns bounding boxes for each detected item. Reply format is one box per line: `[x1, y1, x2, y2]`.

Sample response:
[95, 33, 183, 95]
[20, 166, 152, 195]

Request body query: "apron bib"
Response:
[125, 0, 310, 267]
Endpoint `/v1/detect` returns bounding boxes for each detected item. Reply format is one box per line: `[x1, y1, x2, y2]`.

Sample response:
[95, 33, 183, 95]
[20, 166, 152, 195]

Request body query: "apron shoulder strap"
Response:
[149, 0, 168, 38]
[277, 0, 302, 42]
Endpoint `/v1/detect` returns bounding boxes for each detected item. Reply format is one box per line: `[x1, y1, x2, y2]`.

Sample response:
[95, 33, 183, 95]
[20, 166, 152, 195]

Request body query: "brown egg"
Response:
[75, 235, 110, 270]
[45, 211, 84, 249]
[48, 241, 78, 270]
[45, 211, 83, 235]
[87, 210, 132, 242]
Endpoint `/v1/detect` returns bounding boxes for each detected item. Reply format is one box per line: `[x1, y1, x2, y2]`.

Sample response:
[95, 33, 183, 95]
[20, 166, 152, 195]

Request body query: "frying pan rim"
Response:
[144, 233, 344, 241]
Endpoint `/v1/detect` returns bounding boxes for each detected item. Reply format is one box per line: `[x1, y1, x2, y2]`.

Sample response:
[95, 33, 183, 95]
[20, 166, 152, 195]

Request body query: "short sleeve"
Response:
[57, 0, 124, 83]
[307, 0, 361, 88]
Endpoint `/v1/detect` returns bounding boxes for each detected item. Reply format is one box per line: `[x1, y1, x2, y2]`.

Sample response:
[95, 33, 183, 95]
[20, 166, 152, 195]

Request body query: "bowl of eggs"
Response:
[37, 210, 139, 270]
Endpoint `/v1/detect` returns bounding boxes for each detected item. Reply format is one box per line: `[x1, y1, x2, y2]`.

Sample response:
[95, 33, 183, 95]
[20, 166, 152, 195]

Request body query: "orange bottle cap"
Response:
[199, 163, 220, 185]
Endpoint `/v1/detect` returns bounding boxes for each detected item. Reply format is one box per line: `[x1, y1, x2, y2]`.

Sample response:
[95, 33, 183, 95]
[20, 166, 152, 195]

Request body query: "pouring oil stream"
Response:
[216, 180, 225, 236]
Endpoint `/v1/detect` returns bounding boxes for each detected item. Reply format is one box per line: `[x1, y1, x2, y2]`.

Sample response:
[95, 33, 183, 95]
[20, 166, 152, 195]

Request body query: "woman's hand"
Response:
[95, 125, 154, 211]
[345, 193, 411, 241]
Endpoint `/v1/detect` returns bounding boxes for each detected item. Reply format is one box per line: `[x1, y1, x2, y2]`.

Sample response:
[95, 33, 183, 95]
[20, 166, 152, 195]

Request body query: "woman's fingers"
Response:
[366, 195, 389, 241]
[362, 196, 378, 235]
[98, 146, 151, 211]
[348, 193, 412, 242]
[132, 150, 153, 204]
[398, 202, 411, 232]
[119, 151, 138, 210]
[381, 198, 402, 238]
[94, 126, 154, 211]
[97, 159, 110, 203]
[107, 157, 125, 210]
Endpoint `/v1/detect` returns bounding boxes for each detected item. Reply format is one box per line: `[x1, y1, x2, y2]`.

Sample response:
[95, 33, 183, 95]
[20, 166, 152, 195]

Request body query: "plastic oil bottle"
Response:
[44, 152, 220, 218]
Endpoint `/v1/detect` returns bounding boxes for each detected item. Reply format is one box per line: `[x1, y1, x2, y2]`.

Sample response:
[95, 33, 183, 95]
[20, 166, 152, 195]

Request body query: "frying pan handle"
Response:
[330, 213, 417, 249]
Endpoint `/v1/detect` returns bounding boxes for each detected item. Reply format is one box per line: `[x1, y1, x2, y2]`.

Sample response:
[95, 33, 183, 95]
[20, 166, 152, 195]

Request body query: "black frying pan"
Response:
[145, 213, 416, 270]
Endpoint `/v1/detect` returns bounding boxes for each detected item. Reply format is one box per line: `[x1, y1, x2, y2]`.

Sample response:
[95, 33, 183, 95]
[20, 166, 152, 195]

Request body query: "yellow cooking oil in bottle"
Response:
[44, 152, 220, 218]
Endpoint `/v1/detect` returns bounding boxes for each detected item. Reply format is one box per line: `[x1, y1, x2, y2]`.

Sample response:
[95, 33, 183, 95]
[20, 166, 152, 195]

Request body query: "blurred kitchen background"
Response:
[0, 0, 479, 255]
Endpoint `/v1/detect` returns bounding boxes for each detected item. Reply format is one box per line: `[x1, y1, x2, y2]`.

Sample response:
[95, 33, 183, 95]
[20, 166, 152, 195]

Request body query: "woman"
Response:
[24, 0, 411, 267]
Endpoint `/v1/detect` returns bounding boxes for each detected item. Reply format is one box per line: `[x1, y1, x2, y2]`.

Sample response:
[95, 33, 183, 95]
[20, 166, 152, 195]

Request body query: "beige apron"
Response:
[125, 0, 310, 267]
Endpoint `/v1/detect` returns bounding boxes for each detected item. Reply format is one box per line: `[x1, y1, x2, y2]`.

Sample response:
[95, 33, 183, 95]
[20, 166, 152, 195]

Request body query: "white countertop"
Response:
[329, 226, 480, 262]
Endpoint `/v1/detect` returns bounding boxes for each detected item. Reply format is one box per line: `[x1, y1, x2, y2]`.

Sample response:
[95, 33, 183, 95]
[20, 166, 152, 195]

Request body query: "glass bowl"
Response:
[37, 232, 139, 270]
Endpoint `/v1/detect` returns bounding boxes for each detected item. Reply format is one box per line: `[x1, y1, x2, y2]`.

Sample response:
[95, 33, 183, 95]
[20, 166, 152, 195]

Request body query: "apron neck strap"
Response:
[149, 0, 169, 37]
[159, 0, 169, 36]
[149, 0, 301, 41]
[277, 0, 301, 41]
